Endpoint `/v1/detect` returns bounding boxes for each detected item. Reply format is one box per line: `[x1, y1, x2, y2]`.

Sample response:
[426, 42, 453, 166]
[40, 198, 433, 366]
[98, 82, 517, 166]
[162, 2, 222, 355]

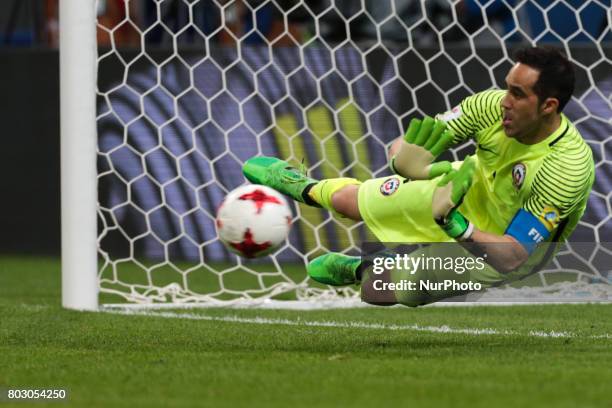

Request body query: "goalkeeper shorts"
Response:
[358, 174, 452, 243]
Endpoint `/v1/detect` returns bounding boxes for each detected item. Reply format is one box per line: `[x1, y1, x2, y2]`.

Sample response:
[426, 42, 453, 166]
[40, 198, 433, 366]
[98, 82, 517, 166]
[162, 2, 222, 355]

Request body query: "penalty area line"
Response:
[102, 308, 612, 340]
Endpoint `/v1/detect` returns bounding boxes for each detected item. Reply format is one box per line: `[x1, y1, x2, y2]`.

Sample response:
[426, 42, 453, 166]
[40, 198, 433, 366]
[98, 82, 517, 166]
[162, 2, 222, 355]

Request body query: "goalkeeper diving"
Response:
[242, 46, 594, 306]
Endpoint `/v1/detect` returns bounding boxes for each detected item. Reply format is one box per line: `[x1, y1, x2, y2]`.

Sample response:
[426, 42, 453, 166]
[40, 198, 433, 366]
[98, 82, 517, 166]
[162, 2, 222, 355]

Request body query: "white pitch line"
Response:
[102, 308, 612, 340]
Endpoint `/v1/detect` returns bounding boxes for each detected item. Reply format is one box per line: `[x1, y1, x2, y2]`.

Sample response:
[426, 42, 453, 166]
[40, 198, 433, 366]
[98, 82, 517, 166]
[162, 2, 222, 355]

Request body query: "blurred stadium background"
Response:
[0, 0, 611, 304]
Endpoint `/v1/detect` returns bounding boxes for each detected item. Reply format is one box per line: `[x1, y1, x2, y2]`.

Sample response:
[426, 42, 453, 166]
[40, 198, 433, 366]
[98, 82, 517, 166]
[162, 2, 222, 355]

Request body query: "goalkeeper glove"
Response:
[390, 116, 455, 180]
[432, 157, 476, 240]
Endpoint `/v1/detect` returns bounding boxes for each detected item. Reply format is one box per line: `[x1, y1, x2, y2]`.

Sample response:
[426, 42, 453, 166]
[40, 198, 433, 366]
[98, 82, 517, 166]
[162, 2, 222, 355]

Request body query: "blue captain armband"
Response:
[505, 209, 551, 254]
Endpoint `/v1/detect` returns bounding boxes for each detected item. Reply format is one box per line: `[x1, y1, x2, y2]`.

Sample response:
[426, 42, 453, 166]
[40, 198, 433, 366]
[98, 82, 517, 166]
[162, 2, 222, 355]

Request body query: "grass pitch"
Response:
[0, 256, 611, 407]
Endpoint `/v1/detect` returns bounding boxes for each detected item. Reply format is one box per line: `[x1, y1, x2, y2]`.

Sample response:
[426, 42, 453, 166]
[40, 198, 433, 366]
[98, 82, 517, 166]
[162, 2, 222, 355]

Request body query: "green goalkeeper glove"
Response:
[432, 157, 476, 240]
[390, 116, 455, 180]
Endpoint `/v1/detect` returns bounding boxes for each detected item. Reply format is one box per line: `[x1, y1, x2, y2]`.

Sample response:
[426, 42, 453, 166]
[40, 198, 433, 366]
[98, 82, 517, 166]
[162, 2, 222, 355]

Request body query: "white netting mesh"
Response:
[95, 0, 612, 304]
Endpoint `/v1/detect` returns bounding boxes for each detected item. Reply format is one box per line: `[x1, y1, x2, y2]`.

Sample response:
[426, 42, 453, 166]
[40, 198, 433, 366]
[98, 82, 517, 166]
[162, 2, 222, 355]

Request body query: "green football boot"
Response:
[307, 252, 362, 286]
[242, 156, 319, 205]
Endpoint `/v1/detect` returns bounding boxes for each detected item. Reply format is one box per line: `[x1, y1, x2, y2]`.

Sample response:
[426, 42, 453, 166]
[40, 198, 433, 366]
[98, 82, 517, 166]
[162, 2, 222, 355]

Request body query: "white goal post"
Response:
[61, 0, 612, 310]
[61, 0, 98, 310]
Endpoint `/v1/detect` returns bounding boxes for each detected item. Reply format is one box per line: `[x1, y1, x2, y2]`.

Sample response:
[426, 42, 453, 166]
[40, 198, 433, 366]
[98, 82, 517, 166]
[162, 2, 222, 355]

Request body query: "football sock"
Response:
[355, 260, 370, 282]
[301, 183, 319, 206]
[306, 178, 361, 212]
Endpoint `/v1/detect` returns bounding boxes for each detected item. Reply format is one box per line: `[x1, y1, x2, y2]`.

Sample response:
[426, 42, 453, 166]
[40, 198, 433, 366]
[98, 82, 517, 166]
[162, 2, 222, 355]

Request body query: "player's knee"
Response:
[331, 184, 362, 221]
[361, 284, 397, 306]
[394, 290, 431, 308]
[399, 299, 427, 308]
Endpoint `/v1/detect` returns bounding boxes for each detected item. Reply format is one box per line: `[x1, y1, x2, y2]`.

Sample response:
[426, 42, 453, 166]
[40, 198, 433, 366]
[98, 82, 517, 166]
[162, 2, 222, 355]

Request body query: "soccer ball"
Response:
[215, 185, 292, 258]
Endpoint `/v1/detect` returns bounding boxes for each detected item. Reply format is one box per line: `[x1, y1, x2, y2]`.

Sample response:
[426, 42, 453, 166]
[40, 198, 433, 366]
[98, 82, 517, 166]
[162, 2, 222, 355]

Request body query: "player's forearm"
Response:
[461, 228, 529, 274]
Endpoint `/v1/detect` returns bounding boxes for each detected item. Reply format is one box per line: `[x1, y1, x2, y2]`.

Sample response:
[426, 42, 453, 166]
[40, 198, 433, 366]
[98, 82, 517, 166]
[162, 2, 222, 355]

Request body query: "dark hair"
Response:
[514, 46, 575, 112]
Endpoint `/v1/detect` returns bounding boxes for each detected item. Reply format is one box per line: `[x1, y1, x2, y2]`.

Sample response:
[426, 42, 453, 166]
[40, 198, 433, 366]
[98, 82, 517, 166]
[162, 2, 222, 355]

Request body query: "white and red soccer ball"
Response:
[215, 185, 292, 258]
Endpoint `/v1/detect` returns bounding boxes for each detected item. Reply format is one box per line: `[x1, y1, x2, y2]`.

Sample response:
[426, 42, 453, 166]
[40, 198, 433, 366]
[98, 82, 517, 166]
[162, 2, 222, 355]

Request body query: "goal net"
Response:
[86, 0, 612, 306]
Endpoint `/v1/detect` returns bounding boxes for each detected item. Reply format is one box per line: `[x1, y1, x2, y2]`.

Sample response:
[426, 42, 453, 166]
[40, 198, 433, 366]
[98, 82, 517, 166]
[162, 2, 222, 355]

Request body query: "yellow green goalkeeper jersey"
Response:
[440, 89, 594, 244]
[356, 89, 594, 287]
[358, 89, 594, 249]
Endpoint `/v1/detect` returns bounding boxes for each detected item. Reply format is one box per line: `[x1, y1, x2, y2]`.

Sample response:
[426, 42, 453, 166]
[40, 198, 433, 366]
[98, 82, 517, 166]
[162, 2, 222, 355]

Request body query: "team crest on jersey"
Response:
[539, 206, 560, 231]
[512, 163, 526, 189]
[380, 177, 401, 196]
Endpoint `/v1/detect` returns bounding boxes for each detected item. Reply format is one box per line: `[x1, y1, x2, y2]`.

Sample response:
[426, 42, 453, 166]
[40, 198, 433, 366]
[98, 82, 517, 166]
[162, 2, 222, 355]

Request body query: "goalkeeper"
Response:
[242, 46, 594, 306]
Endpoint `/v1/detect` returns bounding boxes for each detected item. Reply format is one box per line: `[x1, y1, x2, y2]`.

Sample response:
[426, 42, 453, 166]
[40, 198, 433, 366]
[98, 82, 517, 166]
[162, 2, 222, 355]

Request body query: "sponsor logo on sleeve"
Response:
[539, 206, 560, 231]
[512, 163, 526, 189]
[380, 177, 401, 196]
